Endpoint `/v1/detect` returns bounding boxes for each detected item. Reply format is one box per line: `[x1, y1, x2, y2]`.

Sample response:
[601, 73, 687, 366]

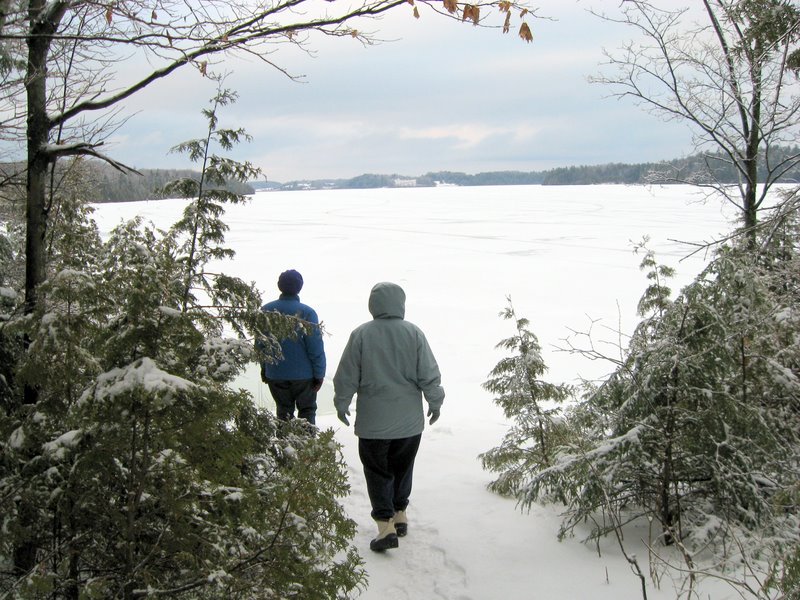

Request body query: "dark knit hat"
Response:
[277, 269, 303, 295]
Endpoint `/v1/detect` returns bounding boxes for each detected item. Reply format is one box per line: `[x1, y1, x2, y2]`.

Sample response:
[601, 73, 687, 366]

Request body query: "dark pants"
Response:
[359, 434, 422, 521]
[266, 379, 317, 424]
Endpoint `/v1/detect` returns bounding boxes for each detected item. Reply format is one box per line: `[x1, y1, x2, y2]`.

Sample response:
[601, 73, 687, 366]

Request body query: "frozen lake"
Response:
[93, 183, 735, 418]
[93, 184, 741, 599]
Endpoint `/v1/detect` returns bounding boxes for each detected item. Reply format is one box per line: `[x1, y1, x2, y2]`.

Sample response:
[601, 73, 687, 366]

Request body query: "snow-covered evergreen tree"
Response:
[0, 94, 364, 598]
[480, 297, 572, 499]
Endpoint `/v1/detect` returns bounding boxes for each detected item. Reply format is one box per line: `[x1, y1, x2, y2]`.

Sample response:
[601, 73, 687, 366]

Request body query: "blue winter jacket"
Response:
[260, 294, 326, 381]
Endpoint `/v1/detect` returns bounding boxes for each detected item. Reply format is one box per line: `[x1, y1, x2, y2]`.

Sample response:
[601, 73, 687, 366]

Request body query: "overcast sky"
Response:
[106, 1, 697, 182]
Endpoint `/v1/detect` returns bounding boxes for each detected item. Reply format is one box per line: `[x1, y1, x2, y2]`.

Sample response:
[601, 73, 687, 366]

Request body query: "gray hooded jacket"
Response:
[333, 282, 445, 439]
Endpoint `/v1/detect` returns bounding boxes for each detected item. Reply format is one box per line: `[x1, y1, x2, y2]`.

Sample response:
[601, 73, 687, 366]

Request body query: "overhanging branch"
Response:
[43, 141, 142, 174]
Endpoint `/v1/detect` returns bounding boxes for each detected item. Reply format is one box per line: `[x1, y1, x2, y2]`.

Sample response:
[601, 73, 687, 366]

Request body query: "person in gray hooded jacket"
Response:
[333, 282, 445, 552]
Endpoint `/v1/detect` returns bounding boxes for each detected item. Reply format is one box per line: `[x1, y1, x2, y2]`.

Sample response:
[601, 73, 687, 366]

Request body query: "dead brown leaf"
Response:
[462, 4, 479, 24]
[518, 21, 532, 43]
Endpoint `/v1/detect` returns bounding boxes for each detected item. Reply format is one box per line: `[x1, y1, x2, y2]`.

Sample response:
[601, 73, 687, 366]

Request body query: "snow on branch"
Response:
[539, 423, 647, 478]
[42, 429, 84, 459]
[79, 357, 195, 407]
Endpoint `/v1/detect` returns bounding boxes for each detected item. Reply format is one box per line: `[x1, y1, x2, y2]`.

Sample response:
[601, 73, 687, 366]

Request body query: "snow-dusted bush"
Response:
[0, 91, 364, 598]
[485, 204, 800, 597]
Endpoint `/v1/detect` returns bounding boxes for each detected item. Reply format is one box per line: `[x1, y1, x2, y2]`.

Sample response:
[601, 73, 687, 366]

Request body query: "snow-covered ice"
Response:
[94, 184, 741, 599]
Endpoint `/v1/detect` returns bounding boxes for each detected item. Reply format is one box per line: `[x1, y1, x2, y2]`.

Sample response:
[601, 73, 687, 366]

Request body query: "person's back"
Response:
[261, 294, 323, 381]
[259, 269, 325, 424]
[334, 282, 443, 439]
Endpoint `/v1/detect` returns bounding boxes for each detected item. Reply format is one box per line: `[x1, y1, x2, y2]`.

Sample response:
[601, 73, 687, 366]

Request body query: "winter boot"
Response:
[370, 519, 399, 552]
[394, 510, 408, 537]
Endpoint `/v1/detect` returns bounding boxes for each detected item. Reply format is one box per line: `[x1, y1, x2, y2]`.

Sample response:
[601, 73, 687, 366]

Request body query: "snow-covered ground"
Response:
[94, 185, 740, 599]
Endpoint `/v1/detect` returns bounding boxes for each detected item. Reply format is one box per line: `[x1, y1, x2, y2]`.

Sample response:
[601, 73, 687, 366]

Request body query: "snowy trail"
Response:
[319, 413, 733, 600]
[322, 415, 623, 600]
[331, 423, 473, 600]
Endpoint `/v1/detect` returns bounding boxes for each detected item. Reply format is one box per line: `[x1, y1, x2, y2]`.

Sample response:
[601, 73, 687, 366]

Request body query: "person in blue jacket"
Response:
[259, 269, 326, 424]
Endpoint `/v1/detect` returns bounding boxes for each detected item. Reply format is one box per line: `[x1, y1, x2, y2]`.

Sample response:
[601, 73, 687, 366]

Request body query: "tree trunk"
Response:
[658, 398, 676, 545]
[743, 180, 758, 238]
[25, 0, 51, 318]
[743, 41, 764, 240]
[14, 0, 58, 576]
[743, 113, 760, 238]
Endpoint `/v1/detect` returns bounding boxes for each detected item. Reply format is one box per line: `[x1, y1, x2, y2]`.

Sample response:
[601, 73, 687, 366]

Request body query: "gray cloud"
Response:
[105, 1, 695, 181]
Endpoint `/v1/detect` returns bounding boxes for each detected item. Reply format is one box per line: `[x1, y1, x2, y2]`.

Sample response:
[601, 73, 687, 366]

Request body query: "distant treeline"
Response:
[91, 164, 255, 202]
[539, 148, 800, 185]
[270, 170, 546, 191]
[260, 146, 800, 191]
[0, 161, 256, 203]
[4, 148, 799, 201]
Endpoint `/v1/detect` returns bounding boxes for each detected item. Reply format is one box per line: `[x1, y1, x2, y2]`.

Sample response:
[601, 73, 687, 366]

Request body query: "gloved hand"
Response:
[337, 409, 350, 426]
[427, 408, 440, 425]
[312, 378, 324, 392]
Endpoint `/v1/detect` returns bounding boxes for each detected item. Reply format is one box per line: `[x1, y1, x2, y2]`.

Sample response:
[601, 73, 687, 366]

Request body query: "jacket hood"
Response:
[368, 282, 406, 319]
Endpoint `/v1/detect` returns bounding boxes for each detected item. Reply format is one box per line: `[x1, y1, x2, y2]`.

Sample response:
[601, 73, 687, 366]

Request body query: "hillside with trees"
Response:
[0, 161, 256, 203]
[253, 147, 800, 192]
[94, 165, 256, 203]
[7, 147, 794, 203]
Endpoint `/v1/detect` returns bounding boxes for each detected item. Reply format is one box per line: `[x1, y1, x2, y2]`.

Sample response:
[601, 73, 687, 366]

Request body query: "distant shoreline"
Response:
[68, 146, 800, 202]
[250, 147, 800, 192]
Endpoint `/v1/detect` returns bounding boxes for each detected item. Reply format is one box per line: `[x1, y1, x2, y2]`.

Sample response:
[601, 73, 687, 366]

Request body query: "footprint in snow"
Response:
[352, 507, 472, 600]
